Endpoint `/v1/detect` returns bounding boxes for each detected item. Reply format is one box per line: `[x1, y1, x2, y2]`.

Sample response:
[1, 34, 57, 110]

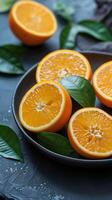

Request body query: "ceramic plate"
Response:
[12, 51, 112, 168]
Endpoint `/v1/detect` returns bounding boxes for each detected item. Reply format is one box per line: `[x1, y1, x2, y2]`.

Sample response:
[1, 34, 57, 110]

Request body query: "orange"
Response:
[68, 108, 112, 159]
[36, 50, 92, 82]
[93, 61, 112, 108]
[19, 81, 72, 132]
[9, 0, 57, 46]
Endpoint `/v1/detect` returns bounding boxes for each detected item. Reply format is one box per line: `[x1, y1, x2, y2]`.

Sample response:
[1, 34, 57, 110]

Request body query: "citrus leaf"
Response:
[0, 45, 25, 74]
[0, 125, 23, 161]
[59, 76, 96, 107]
[79, 20, 112, 41]
[60, 20, 112, 49]
[0, 0, 15, 13]
[2, 44, 27, 58]
[37, 132, 74, 156]
[54, 0, 75, 21]
[60, 23, 79, 49]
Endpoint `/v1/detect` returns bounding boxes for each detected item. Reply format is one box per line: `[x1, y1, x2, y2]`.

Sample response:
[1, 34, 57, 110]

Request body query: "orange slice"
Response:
[68, 108, 112, 159]
[9, 0, 57, 46]
[19, 81, 72, 132]
[93, 61, 112, 108]
[36, 50, 92, 82]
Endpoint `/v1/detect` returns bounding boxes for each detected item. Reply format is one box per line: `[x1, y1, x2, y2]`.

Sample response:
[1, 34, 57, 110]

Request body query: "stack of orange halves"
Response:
[19, 49, 112, 159]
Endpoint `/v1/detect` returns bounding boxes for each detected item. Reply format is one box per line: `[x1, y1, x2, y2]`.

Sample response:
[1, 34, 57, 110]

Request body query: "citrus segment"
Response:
[93, 61, 112, 107]
[19, 81, 72, 132]
[68, 108, 112, 159]
[36, 50, 92, 82]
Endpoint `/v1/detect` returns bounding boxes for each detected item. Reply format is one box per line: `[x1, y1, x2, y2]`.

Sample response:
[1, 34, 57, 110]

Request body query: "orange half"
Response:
[9, 0, 57, 45]
[68, 108, 112, 159]
[36, 50, 92, 82]
[19, 81, 72, 132]
[93, 61, 112, 107]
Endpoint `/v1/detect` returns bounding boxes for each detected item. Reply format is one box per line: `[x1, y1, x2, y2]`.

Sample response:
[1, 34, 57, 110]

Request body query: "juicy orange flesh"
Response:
[21, 84, 62, 127]
[72, 110, 112, 153]
[16, 3, 55, 33]
[39, 53, 87, 81]
[96, 64, 112, 98]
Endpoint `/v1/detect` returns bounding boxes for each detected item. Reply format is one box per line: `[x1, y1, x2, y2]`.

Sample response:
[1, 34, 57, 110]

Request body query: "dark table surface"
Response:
[1, 0, 112, 200]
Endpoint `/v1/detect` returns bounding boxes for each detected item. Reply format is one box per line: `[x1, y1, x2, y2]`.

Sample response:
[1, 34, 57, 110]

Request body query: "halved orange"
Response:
[93, 61, 112, 108]
[19, 81, 72, 132]
[36, 50, 92, 82]
[68, 108, 112, 159]
[9, 0, 57, 46]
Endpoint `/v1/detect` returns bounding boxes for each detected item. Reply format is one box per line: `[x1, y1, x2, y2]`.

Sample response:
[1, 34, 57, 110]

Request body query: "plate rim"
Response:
[12, 50, 112, 166]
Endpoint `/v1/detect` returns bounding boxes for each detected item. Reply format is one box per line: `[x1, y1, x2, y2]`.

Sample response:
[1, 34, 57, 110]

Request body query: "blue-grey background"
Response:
[0, 0, 112, 200]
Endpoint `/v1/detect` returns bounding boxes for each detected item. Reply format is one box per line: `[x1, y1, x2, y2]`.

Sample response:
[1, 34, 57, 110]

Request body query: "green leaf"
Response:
[2, 44, 27, 58]
[0, 45, 25, 74]
[60, 23, 79, 49]
[59, 76, 96, 107]
[0, 0, 15, 13]
[54, 0, 75, 21]
[37, 132, 74, 156]
[60, 20, 112, 49]
[0, 125, 23, 161]
[79, 20, 112, 41]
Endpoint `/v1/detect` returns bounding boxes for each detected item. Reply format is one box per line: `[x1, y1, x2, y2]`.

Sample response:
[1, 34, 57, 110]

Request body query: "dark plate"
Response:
[12, 51, 112, 168]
